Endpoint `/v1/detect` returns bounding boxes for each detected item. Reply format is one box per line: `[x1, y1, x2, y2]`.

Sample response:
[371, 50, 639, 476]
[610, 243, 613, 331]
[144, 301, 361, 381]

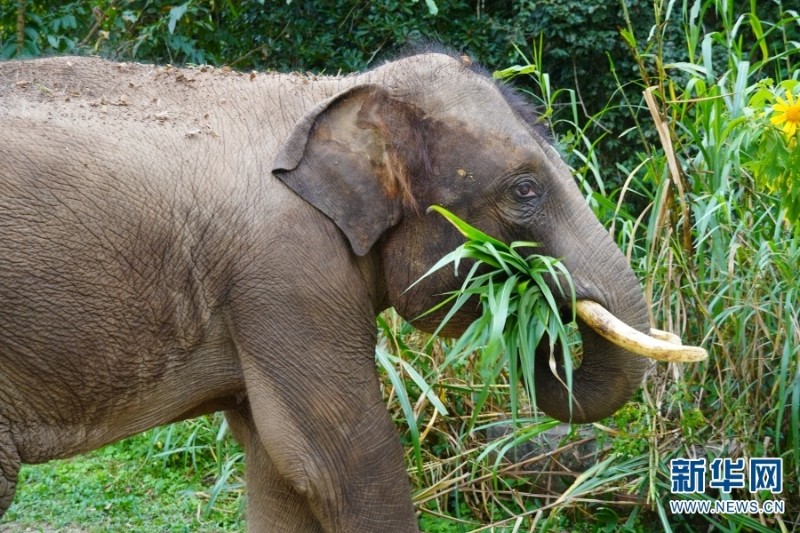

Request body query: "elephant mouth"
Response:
[575, 300, 707, 363]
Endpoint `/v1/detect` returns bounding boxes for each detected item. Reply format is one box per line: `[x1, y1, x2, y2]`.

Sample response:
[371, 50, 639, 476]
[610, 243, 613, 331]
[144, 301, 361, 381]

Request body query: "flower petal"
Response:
[771, 114, 788, 125]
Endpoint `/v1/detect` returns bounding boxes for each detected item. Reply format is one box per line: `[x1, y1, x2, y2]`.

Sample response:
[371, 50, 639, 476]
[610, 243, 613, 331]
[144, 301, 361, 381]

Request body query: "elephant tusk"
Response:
[576, 300, 708, 363]
[649, 327, 682, 345]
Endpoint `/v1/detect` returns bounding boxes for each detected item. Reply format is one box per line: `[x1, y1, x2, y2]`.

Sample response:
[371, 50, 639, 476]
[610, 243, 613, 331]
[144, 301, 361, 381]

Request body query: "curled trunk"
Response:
[532, 214, 652, 424]
[534, 292, 650, 422]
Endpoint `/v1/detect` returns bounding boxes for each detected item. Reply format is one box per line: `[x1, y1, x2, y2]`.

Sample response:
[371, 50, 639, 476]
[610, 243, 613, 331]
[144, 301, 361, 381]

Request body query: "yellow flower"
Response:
[771, 90, 800, 138]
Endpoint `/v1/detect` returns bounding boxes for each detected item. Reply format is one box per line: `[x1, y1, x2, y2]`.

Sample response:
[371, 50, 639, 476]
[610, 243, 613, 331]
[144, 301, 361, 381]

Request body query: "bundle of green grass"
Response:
[415, 205, 707, 418]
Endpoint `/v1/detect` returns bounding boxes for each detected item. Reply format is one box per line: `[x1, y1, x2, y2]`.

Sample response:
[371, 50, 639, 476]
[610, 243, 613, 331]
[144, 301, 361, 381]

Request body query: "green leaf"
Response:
[375, 346, 424, 472]
[168, 2, 190, 35]
[424, 0, 438, 16]
[427, 205, 505, 248]
[748, 12, 768, 62]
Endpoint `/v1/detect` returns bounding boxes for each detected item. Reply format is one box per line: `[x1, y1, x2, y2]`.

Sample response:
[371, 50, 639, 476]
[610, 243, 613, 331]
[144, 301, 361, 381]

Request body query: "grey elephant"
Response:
[0, 51, 703, 531]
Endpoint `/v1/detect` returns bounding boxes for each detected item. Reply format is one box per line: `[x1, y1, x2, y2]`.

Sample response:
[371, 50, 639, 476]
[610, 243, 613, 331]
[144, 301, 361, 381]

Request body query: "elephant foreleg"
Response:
[228, 233, 419, 531]
[228, 319, 419, 532]
[226, 406, 324, 533]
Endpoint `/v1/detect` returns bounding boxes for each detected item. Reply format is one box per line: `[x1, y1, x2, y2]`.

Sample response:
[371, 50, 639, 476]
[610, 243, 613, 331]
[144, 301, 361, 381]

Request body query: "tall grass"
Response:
[624, 1, 800, 529]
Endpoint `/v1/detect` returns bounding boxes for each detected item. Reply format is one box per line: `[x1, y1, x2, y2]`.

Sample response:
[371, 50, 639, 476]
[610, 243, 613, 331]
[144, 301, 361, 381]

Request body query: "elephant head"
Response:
[273, 52, 695, 423]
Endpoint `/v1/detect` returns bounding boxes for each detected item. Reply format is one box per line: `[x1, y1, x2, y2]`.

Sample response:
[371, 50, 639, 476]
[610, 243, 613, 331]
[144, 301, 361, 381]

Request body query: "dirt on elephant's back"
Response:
[0, 55, 317, 149]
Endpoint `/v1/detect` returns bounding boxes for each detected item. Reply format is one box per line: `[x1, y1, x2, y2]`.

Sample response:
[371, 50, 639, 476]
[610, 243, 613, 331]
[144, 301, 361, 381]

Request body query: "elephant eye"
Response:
[515, 180, 537, 200]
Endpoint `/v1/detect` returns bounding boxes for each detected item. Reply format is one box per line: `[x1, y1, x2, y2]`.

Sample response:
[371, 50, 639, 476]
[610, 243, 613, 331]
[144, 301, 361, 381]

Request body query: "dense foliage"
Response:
[0, 1, 508, 69]
[1, 1, 799, 532]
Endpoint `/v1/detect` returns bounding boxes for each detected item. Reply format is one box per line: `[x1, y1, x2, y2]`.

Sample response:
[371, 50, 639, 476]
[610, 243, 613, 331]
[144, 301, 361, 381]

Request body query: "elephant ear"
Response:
[273, 84, 419, 256]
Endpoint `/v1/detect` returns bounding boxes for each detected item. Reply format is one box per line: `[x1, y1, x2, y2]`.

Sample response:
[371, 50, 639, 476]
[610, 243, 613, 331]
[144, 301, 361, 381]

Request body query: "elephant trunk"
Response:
[532, 210, 652, 424]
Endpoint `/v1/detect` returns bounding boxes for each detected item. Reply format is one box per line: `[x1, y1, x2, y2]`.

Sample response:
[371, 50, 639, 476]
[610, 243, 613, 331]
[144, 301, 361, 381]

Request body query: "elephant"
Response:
[0, 51, 703, 531]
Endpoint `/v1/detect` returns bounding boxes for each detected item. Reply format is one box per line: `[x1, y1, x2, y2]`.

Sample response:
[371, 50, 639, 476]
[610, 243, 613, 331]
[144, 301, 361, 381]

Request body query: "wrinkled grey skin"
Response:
[0, 53, 649, 531]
